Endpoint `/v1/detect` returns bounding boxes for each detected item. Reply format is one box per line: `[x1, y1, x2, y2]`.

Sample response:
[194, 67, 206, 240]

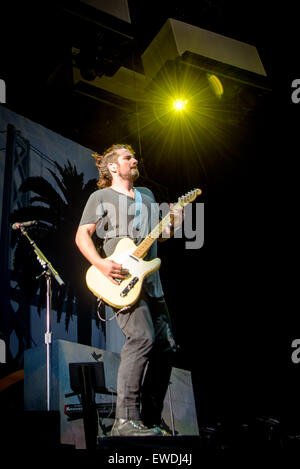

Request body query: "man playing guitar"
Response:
[75, 143, 184, 436]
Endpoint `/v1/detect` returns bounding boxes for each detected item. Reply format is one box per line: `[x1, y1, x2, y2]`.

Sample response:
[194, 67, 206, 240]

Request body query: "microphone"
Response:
[12, 220, 38, 230]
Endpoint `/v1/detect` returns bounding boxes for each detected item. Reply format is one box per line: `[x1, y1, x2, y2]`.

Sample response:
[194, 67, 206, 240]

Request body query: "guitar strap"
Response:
[133, 188, 142, 232]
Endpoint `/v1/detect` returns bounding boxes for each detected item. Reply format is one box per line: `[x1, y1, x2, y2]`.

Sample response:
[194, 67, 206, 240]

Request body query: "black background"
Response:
[1, 0, 299, 433]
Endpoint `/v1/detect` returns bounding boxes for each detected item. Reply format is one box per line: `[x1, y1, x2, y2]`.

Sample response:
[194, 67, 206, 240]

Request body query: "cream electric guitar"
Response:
[86, 188, 201, 309]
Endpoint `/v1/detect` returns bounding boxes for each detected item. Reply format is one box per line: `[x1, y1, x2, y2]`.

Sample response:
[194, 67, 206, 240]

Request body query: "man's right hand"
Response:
[75, 224, 129, 285]
[97, 259, 129, 285]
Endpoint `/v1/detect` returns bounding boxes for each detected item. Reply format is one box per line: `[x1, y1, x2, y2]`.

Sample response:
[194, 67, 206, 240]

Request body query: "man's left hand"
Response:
[169, 203, 184, 229]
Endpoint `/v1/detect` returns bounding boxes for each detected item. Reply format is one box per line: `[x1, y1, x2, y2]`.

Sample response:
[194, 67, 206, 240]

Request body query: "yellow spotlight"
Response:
[173, 99, 188, 111]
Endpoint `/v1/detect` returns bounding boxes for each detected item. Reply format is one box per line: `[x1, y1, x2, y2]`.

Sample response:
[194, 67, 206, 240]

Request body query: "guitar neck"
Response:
[132, 203, 181, 259]
[132, 188, 201, 259]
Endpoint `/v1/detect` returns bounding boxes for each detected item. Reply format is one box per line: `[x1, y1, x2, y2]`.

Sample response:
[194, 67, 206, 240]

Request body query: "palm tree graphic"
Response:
[10, 160, 100, 347]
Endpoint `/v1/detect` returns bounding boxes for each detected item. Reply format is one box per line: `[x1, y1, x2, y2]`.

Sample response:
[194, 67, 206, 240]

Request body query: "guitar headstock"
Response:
[177, 188, 202, 206]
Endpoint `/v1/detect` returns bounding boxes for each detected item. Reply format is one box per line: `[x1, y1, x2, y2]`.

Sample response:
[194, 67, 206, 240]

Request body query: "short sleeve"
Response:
[79, 190, 105, 226]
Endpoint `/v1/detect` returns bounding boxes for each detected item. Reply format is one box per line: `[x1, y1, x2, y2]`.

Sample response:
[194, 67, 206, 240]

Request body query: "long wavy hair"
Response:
[92, 144, 136, 189]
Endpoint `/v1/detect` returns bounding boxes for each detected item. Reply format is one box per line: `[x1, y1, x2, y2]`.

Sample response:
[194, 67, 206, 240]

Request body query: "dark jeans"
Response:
[115, 293, 176, 425]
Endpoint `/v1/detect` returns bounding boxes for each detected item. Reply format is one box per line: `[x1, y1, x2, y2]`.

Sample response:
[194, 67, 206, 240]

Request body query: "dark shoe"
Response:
[111, 419, 165, 437]
[142, 417, 173, 436]
[148, 424, 172, 436]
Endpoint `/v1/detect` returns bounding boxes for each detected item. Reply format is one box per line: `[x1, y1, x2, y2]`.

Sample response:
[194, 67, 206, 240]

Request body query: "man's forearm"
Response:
[75, 227, 104, 269]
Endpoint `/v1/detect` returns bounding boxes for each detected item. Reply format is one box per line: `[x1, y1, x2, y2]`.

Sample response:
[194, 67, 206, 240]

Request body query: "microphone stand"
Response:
[19, 226, 64, 411]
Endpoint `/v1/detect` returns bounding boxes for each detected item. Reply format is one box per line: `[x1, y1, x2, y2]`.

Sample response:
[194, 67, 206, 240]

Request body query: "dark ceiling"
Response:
[0, 0, 282, 194]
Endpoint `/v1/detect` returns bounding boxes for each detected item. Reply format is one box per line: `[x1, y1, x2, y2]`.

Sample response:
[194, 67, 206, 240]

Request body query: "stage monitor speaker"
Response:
[24, 339, 198, 448]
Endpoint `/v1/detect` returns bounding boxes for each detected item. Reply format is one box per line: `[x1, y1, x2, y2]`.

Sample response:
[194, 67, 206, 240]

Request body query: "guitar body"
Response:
[86, 237, 161, 309]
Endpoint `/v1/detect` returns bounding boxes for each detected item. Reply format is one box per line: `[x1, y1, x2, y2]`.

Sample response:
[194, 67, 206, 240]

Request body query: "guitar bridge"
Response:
[120, 277, 139, 297]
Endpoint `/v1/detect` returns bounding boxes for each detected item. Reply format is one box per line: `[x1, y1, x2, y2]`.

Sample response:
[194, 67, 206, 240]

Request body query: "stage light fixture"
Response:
[172, 99, 188, 111]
